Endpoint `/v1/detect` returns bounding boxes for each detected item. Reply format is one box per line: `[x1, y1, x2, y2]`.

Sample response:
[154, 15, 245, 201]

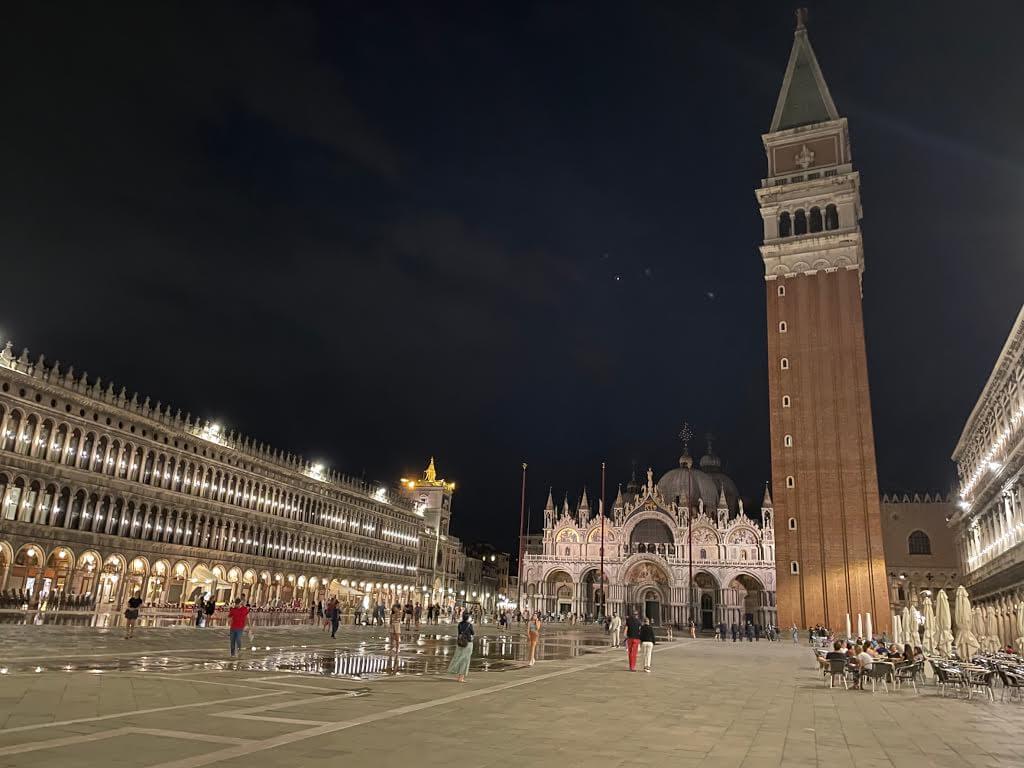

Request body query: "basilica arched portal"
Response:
[623, 559, 670, 624]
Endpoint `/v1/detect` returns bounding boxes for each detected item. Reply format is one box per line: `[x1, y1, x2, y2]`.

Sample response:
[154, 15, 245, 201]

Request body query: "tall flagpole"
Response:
[680, 422, 694, 627]
[600, 461, 606, 620]
[517, 462, 527, 611]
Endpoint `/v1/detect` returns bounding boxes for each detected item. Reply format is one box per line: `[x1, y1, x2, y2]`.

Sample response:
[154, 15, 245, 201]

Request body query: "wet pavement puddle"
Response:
[0, 630, 611, 681]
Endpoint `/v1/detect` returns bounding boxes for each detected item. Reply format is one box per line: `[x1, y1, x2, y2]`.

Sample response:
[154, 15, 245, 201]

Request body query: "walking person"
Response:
[204, 597, 216, 627]
[228, 597, 249, 658]
[790, 623, 799, 644]
[526, 611, 542, 666]
[123, 590, 143, 639]
[448, 612, 474, 682]
[609, 612, 622, 648]
[328, 598, 341, 639]
[688, 618, 696, 639]
[195, 597, 205, 627]
[718, 621, 727, 642]
[731, 623, 738, 642]
[389, 603, 402, 653]
[625, 610, 642, 671]
[414, 601, 422, 630]
[640, 617, 656, 672]
[745, 621, 754, 642]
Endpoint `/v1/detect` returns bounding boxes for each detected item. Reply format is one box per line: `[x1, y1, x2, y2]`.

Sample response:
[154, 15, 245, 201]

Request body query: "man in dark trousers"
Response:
[731, 623, 738, 642]
[718, 621, 727, 642]
[624, 610, 642, 672]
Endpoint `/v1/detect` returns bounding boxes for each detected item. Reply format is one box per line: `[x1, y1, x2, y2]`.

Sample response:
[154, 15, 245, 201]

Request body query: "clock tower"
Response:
[756, 11, 889, 634]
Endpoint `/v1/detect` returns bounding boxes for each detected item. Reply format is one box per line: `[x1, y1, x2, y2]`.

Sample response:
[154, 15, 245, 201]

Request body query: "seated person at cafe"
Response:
[819, 641, 847, 669]
[852, 644, 874, 689]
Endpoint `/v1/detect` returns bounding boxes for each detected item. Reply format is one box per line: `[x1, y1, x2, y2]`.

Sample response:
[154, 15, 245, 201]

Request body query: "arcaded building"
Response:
[758, 14, 889, 633]
[949, 305, 1024, 648]
[521, 443, 776, 629]
[0, 340, 427, 613]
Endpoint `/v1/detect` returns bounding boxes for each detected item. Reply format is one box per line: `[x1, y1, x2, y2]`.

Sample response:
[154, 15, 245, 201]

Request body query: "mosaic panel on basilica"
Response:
[521, 444, 777, 630]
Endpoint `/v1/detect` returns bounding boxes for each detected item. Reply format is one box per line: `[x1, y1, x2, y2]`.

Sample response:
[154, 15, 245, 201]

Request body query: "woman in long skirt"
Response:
[448, 612, 474, 682]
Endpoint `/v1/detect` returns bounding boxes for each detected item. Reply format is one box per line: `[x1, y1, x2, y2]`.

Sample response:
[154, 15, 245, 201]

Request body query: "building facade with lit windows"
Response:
[0, 340, 426, 614]
[521, 442, 777, 629]
[879, 492, 960, 613]
[949, 305, 1024, 647]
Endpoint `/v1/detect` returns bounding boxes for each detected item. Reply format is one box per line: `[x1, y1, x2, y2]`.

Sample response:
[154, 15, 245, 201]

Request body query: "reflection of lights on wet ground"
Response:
[0, 667, 7, 674]
[34, 666, 43, 673]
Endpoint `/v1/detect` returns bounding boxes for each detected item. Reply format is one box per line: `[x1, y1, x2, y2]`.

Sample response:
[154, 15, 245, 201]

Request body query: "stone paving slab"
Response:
[1, 625, 1024, 767]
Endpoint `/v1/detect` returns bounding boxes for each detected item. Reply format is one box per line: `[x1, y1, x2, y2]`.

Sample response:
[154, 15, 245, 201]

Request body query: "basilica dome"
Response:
[656, 454, 721, 511]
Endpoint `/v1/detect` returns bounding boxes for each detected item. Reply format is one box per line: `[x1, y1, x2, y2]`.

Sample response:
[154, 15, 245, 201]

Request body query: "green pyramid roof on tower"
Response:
[770, 17, 839, 132]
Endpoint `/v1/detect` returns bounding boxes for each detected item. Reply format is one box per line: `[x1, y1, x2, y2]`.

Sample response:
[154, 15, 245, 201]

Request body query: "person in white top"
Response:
[609, 612, 622, 647]
[854, 645, 873, 690]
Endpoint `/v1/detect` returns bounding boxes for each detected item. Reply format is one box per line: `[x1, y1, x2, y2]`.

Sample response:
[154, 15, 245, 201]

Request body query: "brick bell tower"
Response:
[756, 10, 889, 634]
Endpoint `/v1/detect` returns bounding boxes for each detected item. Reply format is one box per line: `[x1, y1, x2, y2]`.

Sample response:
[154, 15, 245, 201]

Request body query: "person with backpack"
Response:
[447, 612, 474, 682]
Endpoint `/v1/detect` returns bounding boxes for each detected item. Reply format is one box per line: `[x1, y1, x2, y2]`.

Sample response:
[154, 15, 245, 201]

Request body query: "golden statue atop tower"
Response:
[401, 457, 455, 492]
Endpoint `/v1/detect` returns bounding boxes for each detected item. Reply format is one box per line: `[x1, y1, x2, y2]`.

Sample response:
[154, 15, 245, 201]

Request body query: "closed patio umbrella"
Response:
[1016, 601, 1024, 654]
[857, 613, 864, 641]
[902, 604, 914, 648]
[891, 613, 902, 647]
[936, 589, 954, 657]
[922, 595, 936, 656]
[973, 607, 987, 653]
[954, 585, 980, 660]
[985, 606, 1001, 652]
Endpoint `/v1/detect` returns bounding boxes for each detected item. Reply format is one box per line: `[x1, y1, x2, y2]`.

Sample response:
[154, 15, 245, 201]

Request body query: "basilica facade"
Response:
[521, 446, 777, 629]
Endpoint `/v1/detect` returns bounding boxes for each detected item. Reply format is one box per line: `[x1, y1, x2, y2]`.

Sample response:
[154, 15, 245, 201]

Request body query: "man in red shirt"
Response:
[228, 597, 249, 657]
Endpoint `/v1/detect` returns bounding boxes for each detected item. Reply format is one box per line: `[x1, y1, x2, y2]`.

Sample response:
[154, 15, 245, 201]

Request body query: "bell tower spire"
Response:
[757, 12, 889, 636]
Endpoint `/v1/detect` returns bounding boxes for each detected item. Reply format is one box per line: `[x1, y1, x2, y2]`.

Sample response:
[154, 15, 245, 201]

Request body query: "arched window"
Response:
[777, 284, 786, 297]
[788, 517, 797, 530]
[779, 321, 787, 333]
[786, 476, 795, 488]
[809, 206, 823, 232]
[794, 209, 807, 235]
[825, 204, 839, 230]
[699, 548, 707, 560]
[784, 434, 793, 447]
[778, 211, 792, 237]
[908, 530, 931, 555]
[790, 561, 799, 574]
[780, 358, 790, 370]
[782, 395, 791, 408]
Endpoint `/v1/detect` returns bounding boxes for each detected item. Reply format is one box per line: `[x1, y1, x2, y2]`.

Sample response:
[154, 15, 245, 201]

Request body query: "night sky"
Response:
[3, 2, 1022, 550]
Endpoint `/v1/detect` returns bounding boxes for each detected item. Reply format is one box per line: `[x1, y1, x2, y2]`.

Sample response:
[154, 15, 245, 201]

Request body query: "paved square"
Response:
[1, 622, 1023, 767]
